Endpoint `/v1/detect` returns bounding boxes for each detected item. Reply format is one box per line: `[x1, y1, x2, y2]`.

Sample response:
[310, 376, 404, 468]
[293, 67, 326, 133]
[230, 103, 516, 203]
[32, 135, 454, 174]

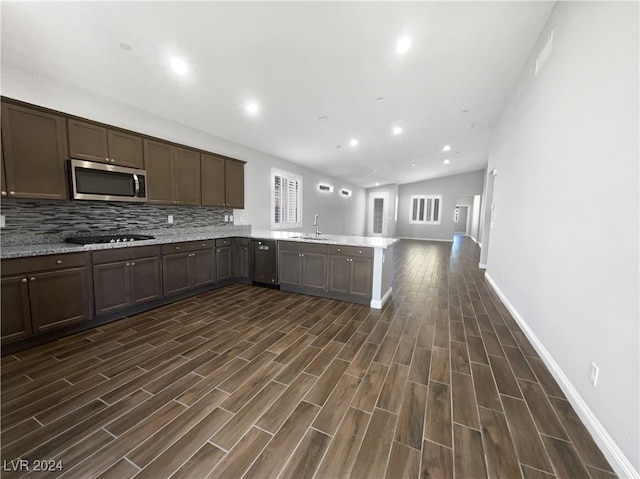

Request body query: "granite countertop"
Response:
[250, 229, 398, 249]
[1, 228, 398, 259]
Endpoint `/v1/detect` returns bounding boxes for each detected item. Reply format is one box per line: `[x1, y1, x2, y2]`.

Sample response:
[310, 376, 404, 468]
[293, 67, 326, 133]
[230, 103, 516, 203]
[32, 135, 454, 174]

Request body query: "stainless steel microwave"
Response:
[69, 159, 147, 202]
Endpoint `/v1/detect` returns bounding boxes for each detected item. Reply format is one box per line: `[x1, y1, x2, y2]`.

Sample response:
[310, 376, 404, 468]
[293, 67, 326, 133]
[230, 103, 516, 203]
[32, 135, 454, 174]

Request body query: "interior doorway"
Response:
[454, 205, 469, 234]
[369, 192, 389, 237]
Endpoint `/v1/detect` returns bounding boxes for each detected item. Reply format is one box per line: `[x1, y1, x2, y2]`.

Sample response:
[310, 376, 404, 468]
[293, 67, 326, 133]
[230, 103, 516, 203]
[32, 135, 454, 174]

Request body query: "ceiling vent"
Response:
[535, 30, 553, 77]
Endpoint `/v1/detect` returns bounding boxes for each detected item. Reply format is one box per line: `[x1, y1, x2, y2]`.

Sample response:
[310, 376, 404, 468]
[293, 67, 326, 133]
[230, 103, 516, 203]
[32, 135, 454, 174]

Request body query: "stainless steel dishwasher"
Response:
[251, 240, 278, 285]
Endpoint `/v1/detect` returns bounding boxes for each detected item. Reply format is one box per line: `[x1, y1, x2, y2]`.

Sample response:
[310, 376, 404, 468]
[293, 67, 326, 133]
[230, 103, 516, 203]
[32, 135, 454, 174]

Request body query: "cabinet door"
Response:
[163, 253, 191, 296]
[174, 147, 201, 205]
[238, 244, 250, 279]
[129, 256, 162, 305]
[192, 250, 215, 287]
[1, 275, 32, 343]
[29, 267, 92, 333]
[215, 246, 233, 282]
[68, 119, 109, 163]
[1, 103, 69, 200]
[201, 153, 225, 207]
[1, 146, 7, 198]
[107, 130, 144, 169]
[94, 261, 130, 315]
[144, 139, 174, 204]
[349, 257, 372, 298]
[302, 253, 328, 291]
[225, 160, 245, 208]
[279, 251, 302, 287]
[328, 255, 350, 295]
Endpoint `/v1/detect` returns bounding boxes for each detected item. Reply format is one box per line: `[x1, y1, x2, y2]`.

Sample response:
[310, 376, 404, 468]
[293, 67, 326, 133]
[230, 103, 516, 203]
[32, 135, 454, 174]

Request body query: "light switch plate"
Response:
[0, 215, 5, 228]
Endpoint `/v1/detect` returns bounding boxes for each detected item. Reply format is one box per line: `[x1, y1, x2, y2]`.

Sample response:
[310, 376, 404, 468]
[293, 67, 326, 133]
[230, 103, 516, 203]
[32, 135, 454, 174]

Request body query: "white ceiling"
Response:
[1, 1, 555, 188]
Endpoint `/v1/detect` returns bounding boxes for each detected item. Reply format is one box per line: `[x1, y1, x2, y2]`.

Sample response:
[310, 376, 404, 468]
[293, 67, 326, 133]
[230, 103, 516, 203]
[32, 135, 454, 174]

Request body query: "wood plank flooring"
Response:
[1, 236, 617, 478]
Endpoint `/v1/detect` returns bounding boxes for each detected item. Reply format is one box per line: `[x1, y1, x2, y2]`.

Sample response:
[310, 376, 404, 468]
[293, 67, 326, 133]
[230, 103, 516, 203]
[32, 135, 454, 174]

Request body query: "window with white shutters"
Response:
[409, 195, 441, 224]
[272, 168, 303, 228]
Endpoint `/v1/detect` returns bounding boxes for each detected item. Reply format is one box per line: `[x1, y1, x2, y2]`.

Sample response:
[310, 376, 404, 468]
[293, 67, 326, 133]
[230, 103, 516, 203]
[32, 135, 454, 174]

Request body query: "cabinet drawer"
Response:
[279, 241, 328, 254]
[2, 252, 88, 276]
[215, 238, 232, 247]
[92, 245, 161, 265]
[161, 240, 214, 255]
[327, 245, 372, 258]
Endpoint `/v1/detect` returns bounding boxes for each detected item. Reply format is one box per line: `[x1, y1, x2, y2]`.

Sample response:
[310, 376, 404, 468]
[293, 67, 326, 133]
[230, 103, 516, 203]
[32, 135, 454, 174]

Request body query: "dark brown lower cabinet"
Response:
[328, 245, 373, 300]
[235, 238, 250, 279]
[93, 253, 162, 316]
[216, 245, 233, 282]
[1, 253, 92, 344]
[162, 241, 215, 296]
[278, 242, 328, 292]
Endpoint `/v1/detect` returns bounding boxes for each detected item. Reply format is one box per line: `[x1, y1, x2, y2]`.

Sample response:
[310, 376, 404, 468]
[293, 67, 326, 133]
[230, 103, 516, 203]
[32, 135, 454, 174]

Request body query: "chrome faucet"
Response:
[314, 214, 321, 237]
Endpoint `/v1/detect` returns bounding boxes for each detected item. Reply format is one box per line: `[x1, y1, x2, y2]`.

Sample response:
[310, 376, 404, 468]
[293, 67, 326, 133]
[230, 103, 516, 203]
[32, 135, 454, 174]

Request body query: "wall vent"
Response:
[535, 30, 553, 77]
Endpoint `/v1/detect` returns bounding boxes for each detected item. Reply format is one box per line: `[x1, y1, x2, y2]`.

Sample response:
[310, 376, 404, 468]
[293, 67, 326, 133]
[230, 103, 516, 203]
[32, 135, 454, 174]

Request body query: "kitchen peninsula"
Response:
[0, 226, 397, 351]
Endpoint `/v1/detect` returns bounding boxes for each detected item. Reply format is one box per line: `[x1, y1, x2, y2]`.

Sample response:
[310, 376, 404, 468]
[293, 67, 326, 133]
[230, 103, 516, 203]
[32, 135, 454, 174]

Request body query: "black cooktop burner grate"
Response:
[65, 234, 155, 245]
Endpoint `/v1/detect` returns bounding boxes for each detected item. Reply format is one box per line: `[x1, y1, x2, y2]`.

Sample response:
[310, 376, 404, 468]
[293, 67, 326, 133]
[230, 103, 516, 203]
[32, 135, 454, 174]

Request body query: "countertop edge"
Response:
[1, 231, 399, 259]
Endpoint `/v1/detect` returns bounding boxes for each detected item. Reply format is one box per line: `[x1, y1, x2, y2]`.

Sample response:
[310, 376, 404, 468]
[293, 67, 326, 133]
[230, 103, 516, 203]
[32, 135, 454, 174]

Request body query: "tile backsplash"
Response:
[0, 199, 236, 245]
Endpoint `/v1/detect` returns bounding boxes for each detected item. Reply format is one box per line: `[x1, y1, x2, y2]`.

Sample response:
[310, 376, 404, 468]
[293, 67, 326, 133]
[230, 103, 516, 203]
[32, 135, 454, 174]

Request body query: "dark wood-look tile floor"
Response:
[1, 236, 617, 479]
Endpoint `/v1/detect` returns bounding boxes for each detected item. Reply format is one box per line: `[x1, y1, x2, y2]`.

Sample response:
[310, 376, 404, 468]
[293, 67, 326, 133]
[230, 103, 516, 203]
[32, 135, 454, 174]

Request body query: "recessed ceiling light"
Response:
[170, 58, 187, 75]
[375, 182, 380, 186]
[337, 145, 342, 149]
[442, 145, 451, 152]
[444, 159, 451, 165]
[245, 102, 259, 114]
[376, 97, 385, 102]
[349, 139, 359, 147]
[396, 36, 411, 54]
[120, 42, 132, 51]
[411, 163, 416, 167]
[318, 115, 328, 121]
[392, 127, 403, 135]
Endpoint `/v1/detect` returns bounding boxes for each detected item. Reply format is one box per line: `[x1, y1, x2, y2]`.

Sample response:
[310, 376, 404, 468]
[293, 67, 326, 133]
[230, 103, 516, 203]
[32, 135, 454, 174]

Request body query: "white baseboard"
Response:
[478, 262, 487, 269]
[484, 272, 639, 479]
[370, 287, 392, 309]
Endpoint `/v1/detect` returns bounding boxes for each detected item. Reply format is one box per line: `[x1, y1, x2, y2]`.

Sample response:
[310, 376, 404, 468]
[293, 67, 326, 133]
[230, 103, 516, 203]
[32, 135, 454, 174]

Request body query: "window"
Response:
[409, 195, 441, 224]
[272, 168, 302, 228]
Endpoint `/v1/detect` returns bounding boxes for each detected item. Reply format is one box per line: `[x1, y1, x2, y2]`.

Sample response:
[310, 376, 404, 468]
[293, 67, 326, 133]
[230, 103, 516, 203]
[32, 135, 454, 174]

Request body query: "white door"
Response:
[369, 192, 388, 237]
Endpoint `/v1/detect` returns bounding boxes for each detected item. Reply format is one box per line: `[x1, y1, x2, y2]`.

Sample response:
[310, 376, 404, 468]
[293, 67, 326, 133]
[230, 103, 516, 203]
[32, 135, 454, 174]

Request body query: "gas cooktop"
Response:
[65, 234, 155, 245]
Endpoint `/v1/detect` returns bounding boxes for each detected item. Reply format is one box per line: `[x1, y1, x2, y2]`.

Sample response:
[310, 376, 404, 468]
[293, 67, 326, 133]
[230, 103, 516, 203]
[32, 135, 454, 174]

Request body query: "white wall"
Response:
[396, 170, 485, 240]
[484, 2, 639, 475]
[0, 74, 366, 236]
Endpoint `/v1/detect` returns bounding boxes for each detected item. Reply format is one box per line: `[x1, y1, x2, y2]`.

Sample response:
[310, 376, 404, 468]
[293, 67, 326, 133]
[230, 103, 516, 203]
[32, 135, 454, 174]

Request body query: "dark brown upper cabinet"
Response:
[1, 102, 69, 200]
[144, 139, 201, 206]
[201, 153, 245, 208]
[68, 119, 144, 169]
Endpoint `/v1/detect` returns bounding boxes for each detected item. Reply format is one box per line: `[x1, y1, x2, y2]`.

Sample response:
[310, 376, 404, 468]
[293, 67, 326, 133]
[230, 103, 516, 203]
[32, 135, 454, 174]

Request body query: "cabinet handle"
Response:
[337, 248, 341, 252]
[126, 263, 130, 266]
[21, 278, 27, 283]
[1, 191, 6, 196]
[202, 243, 206, 246]
[9, 191, 15, 196]
[175, 246, 180, 250]
[131, 262, 135, 266]
[358, 250, 362, 254]
[56, 259, 62, 264]
[29, 277, 35, 281]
